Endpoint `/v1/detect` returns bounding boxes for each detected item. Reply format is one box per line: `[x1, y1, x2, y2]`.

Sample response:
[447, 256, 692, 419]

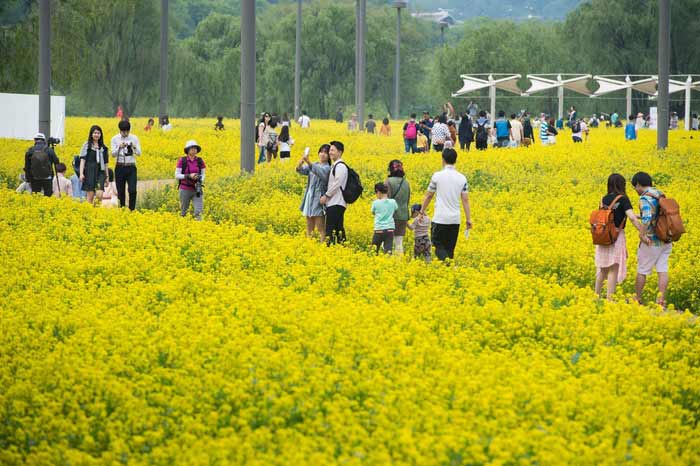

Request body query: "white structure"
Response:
[451, 74, 521, 119]
[0, 93, 65, 142]
[523, 74, 592, 120]
[593, 75, 700, 129]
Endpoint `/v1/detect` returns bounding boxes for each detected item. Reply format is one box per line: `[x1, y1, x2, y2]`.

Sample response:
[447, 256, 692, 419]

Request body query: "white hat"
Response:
[184, 140, 201, 154]
[34, 132, 46, 140]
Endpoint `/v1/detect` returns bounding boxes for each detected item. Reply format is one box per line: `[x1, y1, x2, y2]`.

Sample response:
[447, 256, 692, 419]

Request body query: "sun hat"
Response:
[184, 140, 201, 154]
[34, 132, 46, 140]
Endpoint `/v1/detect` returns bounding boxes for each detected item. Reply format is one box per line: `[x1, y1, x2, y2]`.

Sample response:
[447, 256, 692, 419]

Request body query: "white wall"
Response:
[0, 93, 66, 142]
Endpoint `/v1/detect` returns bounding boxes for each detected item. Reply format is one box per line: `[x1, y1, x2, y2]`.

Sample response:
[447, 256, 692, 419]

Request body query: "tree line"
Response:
[1, 0, 698, 118]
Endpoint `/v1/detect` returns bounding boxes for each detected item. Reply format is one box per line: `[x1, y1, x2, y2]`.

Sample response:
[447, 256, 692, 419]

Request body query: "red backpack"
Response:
[404, 121, 417, 139]
[590, 194, 625, 245]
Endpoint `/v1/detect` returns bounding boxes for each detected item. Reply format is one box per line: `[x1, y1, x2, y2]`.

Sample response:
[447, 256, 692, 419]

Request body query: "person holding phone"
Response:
[296, 144, 331, 242]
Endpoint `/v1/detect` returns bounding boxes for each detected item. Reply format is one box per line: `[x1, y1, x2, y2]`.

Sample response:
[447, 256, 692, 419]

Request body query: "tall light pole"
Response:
[354, 0, 360, 119]
[393, 1, 406, 119]
[293, 0, 302, 120]
[240, 0, 256, 173]
[159, 0, 169, 122]
[657, 0, 670, 149]
[38, 0, 50, 137]
[357, 0, 366, 130]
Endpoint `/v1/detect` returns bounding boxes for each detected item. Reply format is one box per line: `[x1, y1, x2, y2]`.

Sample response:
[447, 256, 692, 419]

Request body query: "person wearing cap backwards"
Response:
[24, 132, 60, 196]
[110, 120, 141, 210]
[176, 140, 206, 221]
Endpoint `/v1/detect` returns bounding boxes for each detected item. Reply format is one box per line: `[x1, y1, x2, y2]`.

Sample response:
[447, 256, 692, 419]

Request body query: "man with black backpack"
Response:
[474, 111, 490, 151]
[24, 132, 60, 197]
[320, 140, 362, 245]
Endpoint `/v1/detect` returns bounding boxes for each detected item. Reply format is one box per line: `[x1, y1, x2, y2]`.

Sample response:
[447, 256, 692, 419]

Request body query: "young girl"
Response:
[278, 125, 294, 161]
[379, 118, 391, 136]
[79, 124, 109, 206]
[264, 118, 279, 162]
[371, 182, 398, 254]
[594, 173, 646, 300]
[408, 204, 431, 262]
[101, 168, 119, 208]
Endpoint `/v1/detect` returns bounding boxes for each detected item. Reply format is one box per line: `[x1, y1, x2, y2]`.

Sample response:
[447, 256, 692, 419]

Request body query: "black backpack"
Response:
[572, 120, 581, 133]
[178, 156, 204, 188]
[30, 146, 53, 179]
[475, 122, 488, 144]
[332, 161, 363, 204]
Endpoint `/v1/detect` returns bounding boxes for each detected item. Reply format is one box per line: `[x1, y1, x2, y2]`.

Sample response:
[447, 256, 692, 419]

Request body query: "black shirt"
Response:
[601, 193, 633, 228]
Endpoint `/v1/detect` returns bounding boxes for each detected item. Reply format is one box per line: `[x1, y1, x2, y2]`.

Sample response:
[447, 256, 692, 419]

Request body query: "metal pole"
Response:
[393, 4, 402, 119]
[38, 0, 50, 137]
[557, 75, 564, 121]
[354, 0, 359, 116]
[489, 76, 496, 121]
[625, 76, 632, 117]
[357, 0, 366, 130]
[658, 0, 670, 149]
[293, 0, 301, 120]
[159, 0, 169, 121]
[240, 0, 256, 173]
[684, 76, 692, 131]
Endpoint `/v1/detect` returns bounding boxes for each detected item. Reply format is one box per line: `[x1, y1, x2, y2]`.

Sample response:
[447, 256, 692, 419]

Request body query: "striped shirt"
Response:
[539, 121, 549, 140]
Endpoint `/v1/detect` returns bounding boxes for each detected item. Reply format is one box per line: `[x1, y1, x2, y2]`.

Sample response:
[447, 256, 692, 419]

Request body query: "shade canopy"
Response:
[524, 74, 592, 96]
[452, 74, 522, 97]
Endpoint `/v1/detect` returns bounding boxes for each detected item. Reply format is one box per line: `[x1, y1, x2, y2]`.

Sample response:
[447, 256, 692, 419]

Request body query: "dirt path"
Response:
[139, 179, 174, 191]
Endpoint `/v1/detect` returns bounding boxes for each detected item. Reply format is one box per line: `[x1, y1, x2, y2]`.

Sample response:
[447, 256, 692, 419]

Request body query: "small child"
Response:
[101, 168, 119, 208]
[52, 163, 73, 198]
[417, 132, 429, 153]
[379, 118, 391, 136]
[371, 182, 398, 254]
[408, 204, 431, 262]
[625, 114, 637, 140]
[16, 173, 31, 194]
[215, 116, 225, 131]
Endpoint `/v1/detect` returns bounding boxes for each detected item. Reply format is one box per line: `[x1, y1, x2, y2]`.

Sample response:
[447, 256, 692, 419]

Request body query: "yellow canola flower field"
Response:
[1, 118, 700, 464]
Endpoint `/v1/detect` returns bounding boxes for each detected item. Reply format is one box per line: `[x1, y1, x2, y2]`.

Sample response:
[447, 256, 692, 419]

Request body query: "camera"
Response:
[195, 180, 203, 197]
[124, 142, 134, 156]
[47, 137, 61, 146]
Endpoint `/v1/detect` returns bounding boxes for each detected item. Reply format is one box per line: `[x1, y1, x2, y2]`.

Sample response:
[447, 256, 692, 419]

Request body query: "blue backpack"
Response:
[495, 119, 509, 138]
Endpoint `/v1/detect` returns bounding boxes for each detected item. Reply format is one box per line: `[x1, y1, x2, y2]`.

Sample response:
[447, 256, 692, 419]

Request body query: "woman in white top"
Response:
[278, 125, 294, 161]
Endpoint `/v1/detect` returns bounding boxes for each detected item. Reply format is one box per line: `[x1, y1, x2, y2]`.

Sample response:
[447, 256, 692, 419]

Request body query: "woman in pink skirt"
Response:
[594, 173, 647, 300]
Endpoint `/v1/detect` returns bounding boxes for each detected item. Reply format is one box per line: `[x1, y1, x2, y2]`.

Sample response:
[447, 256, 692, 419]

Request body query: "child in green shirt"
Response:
[371, 182, 398, 254]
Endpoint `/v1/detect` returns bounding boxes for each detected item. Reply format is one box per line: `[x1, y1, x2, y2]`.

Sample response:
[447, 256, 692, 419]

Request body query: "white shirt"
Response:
[325, 159, 348, 208]
[428, 165, 468, 225]
[510, 120, 523, 142]
[110, 133, 142, 165]
[279, 138, 294, 152]
[298, 115, 311, 128]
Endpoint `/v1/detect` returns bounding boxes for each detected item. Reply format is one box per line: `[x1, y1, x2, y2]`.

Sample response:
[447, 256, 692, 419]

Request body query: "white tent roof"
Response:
[524, 74, 592, 96]
[452, 74, 522, 97]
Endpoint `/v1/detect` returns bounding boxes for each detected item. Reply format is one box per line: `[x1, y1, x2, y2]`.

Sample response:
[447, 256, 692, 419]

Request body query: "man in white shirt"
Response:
[298, 110, 311, 128]
[110, 120, 142, 210]
[420, 148, 472, 261]
[320, 141, 348, 245]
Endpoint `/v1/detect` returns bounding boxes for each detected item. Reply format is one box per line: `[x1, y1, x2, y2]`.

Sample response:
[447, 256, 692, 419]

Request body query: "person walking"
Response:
[257, 112, 271, 163]
[625, 115, 637, 140]
[474, 111, 490, 151]
[420, 148, 472, 261]
[110, 120, 141, 210]
[594, 173, 646, 300]
[298, 110, 311, 128]
[365, 114, 377, 134]
[403, 113, 419, 154]
[371, 183, 398, 255]
[522, 113, 534, 146]
[631, 172, 672, 308]
[264, 118, 279, 162]
[458, 112, 474, 151]
[493, 110, 513, 148]
[296, 144, 331, 242]
[386, 160, 410, 256]
[24, 132, 60, 197]
[509, 114, 523, 147]
[379, 118, 391, 136]
[320, 141, 348, 245]
[176, 140, 206, 221]
[80, 125, 109, 205]
[408, 204, 431, 262]
[431, 115, 450, 152]
[278, 125, 294, 162]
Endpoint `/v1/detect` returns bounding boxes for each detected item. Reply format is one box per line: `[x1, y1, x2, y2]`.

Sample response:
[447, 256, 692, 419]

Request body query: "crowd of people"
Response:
[19, 104, 681, 307]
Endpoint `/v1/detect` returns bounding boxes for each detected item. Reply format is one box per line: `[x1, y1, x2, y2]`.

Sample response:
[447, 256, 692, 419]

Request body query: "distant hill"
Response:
[408, 0, 585, 21]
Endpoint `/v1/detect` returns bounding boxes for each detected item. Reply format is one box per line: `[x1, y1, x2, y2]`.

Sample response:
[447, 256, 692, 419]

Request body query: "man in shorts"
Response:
[632, 172, 671, 307]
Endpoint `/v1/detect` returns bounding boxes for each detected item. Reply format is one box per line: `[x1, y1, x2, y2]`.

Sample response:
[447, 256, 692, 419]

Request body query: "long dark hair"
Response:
[279, 125, 290, 142]
[607, 173, 626, 195]
[318, 144, 331, 165]
[87, 125, 105, 149]
[388, 159, 404, 178]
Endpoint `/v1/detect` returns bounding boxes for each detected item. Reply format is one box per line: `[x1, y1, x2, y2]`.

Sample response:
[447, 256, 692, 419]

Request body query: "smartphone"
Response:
[303, 147, 310, 157]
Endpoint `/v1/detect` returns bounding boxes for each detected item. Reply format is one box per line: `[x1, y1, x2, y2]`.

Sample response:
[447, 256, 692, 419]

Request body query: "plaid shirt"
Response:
[639, 187, 662, 245]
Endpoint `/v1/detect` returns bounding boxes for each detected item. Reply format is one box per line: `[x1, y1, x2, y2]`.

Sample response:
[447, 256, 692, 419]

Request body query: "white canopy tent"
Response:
[451, 74, 522, 119]
[592, 75, 700, 129]
[523, 74, 592, 120]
